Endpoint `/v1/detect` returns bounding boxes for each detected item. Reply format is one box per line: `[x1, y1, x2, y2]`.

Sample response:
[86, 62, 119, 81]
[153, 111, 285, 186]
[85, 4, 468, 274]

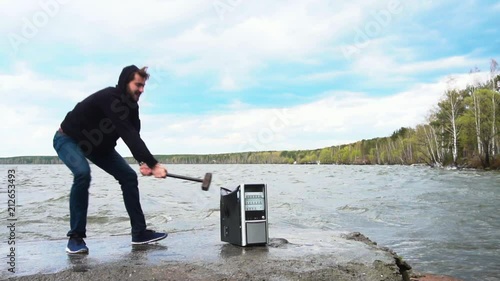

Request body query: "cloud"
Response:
[0, 103, 59, 157]
[297, 70, 346, 82]
[217, 75, 239, 91]
[346, 43, 488, 88]
[50, 1, 400, 89]
[0, 62, 115, 103]
[398, 56, 484, 74]
[2, 0, 477, 92]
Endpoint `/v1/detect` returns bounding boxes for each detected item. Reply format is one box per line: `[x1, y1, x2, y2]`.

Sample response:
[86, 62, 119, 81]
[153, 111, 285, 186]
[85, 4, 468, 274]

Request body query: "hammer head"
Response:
[202, 173, 212, 191]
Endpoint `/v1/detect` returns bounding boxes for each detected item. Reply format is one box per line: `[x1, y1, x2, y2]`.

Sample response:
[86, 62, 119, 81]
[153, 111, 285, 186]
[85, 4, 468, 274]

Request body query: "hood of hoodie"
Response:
[116, 65, 139, 100]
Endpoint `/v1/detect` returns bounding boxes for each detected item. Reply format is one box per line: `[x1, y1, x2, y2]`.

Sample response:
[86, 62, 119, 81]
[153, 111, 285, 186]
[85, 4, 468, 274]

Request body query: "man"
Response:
[53, 65, 167, 254]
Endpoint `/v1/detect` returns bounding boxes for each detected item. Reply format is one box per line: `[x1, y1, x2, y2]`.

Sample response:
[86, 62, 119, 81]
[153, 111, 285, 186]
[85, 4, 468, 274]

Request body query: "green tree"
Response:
[462, 88, 500, 167]
[319, 147, 333, 164]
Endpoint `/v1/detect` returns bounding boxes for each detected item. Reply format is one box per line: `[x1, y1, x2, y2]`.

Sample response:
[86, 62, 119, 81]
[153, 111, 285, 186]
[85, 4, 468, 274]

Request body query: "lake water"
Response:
[0, 164, 499, 280]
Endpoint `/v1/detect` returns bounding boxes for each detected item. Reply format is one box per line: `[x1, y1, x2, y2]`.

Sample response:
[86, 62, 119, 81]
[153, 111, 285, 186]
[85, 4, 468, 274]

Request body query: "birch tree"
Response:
[436, 88, 464, 166]
[469, 67, 483, 155]
[490, 59, 498, 155]
[462, 89, 500, 167]
[415, 124, 442, 167]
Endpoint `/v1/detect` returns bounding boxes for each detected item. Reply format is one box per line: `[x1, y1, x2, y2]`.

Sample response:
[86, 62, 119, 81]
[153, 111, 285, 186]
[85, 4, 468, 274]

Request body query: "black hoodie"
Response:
[60, 65, 158, 168]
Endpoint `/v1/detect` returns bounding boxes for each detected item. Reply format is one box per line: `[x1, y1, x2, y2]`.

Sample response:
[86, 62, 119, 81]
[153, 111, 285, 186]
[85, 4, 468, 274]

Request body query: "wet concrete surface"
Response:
[2, 228, 413, 280]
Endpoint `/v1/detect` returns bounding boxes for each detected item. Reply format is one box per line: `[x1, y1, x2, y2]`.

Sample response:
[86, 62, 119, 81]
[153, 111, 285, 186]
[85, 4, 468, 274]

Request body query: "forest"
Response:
[2, 61, 499, 169]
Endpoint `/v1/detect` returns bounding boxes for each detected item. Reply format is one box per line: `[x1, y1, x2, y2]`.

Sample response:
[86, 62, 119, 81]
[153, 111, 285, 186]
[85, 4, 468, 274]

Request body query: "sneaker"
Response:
[131, 229, 168, 245]
[66, 237, 89, 254]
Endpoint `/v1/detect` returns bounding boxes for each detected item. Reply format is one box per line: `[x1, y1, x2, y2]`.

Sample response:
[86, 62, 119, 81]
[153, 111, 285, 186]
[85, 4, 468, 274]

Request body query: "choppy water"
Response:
[0, 164, 499, 280]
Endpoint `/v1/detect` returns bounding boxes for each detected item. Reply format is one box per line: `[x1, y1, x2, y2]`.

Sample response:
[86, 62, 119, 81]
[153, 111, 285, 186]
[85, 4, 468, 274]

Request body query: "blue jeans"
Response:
[53, 130, 147, 238]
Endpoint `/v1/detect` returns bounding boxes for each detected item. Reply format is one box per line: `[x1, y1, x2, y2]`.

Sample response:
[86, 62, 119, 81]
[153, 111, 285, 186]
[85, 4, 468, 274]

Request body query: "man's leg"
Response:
[87, 150, 147, 235]
[53, 130, 91, 238]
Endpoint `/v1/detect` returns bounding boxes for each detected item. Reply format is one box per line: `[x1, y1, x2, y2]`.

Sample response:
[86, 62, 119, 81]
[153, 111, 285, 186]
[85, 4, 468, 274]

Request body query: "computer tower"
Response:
[220, 184, 268, 246]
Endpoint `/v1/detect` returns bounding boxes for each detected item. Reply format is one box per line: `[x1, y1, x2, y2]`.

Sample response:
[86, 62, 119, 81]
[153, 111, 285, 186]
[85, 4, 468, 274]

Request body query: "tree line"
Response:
[2, 60, 499, 169]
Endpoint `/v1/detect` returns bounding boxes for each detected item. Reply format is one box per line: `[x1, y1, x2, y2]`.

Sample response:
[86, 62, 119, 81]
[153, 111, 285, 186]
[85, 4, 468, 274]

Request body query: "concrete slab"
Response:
[2, 229, 411, 281]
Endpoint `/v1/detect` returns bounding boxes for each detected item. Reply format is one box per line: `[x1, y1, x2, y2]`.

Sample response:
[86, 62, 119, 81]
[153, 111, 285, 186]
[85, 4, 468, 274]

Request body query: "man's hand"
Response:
[140, 163, 152, 176]
[152, 163, 168, 178]
[140, 163, 167, 178]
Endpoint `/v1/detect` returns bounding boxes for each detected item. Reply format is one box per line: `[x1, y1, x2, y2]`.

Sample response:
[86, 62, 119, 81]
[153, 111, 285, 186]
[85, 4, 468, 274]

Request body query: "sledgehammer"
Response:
[167, 172, 212, 191]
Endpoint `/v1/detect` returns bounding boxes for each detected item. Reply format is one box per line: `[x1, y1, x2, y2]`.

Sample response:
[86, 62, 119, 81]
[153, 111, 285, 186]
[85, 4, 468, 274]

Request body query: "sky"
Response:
[0, 0, 499, 157]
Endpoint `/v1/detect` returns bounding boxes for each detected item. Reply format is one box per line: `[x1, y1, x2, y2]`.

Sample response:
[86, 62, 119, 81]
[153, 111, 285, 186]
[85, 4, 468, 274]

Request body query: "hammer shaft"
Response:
[167, 173, 203, 183]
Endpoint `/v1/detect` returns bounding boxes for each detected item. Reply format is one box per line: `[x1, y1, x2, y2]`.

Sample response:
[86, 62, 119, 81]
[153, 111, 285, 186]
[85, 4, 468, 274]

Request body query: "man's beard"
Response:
[126, 86, 141, 102]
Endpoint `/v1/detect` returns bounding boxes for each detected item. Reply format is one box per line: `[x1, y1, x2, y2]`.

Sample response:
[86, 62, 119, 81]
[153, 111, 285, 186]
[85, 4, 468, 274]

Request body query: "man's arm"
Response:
[100, 95, 168, 178]
[99, 93, 158, 168]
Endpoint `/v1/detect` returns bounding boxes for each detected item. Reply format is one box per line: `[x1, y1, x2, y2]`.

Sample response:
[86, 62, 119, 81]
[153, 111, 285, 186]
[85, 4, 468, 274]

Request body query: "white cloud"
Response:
[400, 56, 470, 73]
[0, 62, 116, 103]
[0, 104, 59, 157]
[217, 74, 240, 91]
[1, 0, 450, 91]
[3, 0, 398, 87]
[347, 44, 488, 87]
[297, 70, 346, 82]
[149, 0, 386, 88]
